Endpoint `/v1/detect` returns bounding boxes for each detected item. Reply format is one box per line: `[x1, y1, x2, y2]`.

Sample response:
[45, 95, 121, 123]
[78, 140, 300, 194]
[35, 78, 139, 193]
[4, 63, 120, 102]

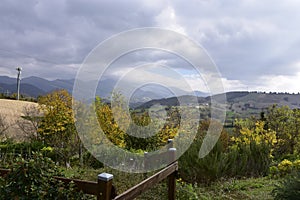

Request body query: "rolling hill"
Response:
[137, 91, 300, 119]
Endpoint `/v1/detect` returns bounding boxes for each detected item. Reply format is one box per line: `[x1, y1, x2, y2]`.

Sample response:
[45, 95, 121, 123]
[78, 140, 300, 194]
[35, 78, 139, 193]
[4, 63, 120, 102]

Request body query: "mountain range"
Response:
[1, 75, 300, 119]
[0, 76, 208, 102]
[1, 75, 300, 108]
[137, 91, 300, 119]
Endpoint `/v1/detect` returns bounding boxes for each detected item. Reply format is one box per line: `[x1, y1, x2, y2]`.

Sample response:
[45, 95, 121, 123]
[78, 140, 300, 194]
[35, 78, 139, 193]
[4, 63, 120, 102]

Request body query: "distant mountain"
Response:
[23, 76, 77, 94]
[0, 82, 46, 97]
[192, 90, 210, 97]
[0, 76, 73, 98]
[137, 91, 300, 119]
[1, 75, 299, 118]
[135, 95, 207, 109]
[0, 76, 208, 102]
[0, 76, 16, 85]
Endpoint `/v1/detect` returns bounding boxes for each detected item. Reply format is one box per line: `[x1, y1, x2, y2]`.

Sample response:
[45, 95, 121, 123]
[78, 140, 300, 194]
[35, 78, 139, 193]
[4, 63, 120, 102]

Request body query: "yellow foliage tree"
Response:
[38, 89, 80, 166]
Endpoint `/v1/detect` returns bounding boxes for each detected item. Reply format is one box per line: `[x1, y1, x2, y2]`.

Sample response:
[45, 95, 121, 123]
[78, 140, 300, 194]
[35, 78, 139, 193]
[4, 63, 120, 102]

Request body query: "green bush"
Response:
[0, 152, 90, 199]
[226, 140, 271, 177]
[272, 171, 300, 200]
[0, 140, 45, 158]
[176, 178, 199, 199]
[269, 159, 300, 177]
[82, 151, 104, 169]
[179, 138, 271, 184]
[179, 139, 228, 184]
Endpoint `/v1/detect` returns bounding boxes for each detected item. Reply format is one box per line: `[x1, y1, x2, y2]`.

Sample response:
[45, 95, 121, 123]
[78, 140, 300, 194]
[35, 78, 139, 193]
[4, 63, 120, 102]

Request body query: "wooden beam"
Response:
[114, 161, 178, 200]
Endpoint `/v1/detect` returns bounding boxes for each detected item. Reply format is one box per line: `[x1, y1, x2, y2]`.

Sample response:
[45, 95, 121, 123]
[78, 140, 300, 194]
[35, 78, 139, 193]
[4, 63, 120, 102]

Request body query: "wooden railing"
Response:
[114, 161, 178, 200]
[0, 162, 177, 200]
[0, 143, 178, 200]
[0, 168, 116, 200]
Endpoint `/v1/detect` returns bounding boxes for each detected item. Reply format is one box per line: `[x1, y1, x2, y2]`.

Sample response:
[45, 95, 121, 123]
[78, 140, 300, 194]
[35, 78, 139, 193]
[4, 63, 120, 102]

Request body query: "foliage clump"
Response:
[272, 171, 300, 200]
[0, 152, 89, 200]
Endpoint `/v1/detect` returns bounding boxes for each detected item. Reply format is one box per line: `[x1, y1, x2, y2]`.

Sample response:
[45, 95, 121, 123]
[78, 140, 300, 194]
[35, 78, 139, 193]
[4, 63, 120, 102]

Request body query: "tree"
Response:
[95, 96, 126, 148]
[16, 105, 42, 141]
[37, 89, 80, 167]
[266, 105, 300, 158]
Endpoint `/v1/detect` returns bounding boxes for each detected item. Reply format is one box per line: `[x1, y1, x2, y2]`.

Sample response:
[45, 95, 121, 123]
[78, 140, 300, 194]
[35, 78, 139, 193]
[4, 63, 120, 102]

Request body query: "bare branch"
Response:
[16, 105, 42, 140]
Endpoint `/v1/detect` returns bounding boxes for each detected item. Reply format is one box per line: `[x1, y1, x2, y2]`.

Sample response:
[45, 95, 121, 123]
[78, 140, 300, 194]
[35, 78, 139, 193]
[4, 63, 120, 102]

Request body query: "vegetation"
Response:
[272, 172, 300, 200]
[0, 152, 89, 200]
[37, 89, 81, 167]
[0, 90, 300, 199]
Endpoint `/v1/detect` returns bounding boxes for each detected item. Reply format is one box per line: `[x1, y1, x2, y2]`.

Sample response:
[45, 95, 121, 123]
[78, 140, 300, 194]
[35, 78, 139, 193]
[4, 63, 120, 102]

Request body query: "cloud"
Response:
[0, 0, 165, 79]
[249, 62, 300, 93]
[0, 0, 300, 93]
[171, 0, 300, 81]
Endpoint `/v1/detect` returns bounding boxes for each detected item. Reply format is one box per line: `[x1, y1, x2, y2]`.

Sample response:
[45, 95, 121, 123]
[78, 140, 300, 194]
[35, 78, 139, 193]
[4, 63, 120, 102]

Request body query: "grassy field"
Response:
[0, 99, 38, 140]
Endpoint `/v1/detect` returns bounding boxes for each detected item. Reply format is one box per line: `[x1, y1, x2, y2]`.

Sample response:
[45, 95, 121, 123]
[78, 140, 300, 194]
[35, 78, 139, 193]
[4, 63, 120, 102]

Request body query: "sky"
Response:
[1, 0, 300, 93]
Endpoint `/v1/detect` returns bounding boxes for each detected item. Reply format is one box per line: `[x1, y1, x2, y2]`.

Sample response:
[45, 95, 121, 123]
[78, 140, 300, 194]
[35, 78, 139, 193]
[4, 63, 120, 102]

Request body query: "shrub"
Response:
[0, 152, 89, 199]
[82, 151, 104, 169]
[269, 166, 280, 177]
[269, 159, 300, 177]
[179, 137, 271, 184]
[176, 178, 199, 200]
[278, 159, 293, 174]
[293, 159, 300, 171]
[179, 139, 229, 184]
[272, 171, 300, 200]
[226, 140, 271, 177]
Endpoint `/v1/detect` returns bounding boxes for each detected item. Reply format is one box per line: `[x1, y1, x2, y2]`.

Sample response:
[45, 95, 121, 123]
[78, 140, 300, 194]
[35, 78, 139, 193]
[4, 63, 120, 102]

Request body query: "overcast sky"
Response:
[1, 0, 300, 93]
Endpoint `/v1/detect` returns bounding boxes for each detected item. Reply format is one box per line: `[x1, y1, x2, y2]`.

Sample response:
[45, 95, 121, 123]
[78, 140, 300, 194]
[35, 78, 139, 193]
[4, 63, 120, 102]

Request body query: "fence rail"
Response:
[114, 161, 178, 200]
[0, 145, 178, 200]
[0, 162, 177, 200]
[0, 168, 116, 200]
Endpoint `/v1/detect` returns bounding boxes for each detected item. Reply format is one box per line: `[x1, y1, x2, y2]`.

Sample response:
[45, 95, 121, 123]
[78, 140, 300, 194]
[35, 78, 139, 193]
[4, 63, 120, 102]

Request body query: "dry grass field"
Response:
[0, 99, 38, 141]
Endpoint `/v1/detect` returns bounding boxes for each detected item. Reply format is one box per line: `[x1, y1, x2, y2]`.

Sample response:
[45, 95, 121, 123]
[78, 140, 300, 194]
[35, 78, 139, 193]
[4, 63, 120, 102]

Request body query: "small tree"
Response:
[37, 90, 80, 167]
[16, 105, 42, 141]
[266, 105, 300, 158]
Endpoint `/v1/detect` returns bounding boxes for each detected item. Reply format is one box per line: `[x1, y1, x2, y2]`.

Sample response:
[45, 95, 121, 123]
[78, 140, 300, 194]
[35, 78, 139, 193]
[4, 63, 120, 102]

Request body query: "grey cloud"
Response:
[1, 0, 300, 93]
[0, 0, 165, 79]
[170, 0, 300, 83]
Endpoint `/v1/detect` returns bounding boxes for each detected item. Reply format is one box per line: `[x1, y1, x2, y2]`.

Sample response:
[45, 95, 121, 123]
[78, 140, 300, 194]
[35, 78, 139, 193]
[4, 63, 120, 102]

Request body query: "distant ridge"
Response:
[1, 76, 299, 116]
[0, 76, 73, 98]
[137, 91, 300, 119]
[0, 76, 209, 102]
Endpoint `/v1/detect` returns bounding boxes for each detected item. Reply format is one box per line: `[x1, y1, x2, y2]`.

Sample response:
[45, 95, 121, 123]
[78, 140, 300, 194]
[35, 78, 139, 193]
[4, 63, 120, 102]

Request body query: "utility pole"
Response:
[16, 67, 22, 100]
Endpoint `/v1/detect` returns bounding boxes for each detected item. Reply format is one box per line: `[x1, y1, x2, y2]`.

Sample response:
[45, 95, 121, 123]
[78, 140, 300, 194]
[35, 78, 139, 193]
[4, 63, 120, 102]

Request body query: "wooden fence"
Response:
[114, 161, 178, 200]
[0, 145, 178, 200]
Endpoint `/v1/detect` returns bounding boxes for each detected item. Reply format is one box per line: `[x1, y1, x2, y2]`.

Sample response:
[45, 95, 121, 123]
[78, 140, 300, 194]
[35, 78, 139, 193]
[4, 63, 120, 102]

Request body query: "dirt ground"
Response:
[0, 99, 38, 141]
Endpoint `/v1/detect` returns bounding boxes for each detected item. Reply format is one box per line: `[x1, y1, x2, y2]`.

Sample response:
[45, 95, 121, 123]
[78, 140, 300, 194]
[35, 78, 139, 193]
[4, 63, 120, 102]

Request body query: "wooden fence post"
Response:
[98, 173, 114, 200]
[168, 139, 173, 148]
[168, 147, 176, 163]
[168, 148, 177, 200]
